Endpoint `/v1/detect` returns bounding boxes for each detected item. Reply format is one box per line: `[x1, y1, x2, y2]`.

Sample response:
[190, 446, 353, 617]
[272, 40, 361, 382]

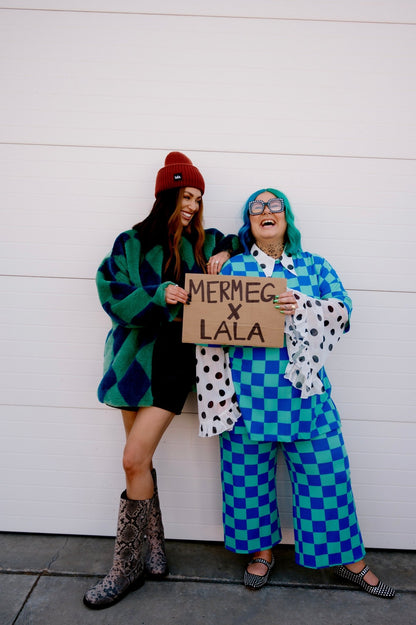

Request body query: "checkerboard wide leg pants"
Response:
[220, 424, 366, 569]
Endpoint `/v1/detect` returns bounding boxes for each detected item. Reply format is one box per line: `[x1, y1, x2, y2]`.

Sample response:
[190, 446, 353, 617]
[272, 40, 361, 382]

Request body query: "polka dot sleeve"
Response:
[284, 292, 349, 398]
[195, 345, 241, 437]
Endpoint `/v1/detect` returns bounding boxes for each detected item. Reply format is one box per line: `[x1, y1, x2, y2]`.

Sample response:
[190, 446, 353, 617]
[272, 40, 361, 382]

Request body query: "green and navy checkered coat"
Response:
[96, 227, 237, 409]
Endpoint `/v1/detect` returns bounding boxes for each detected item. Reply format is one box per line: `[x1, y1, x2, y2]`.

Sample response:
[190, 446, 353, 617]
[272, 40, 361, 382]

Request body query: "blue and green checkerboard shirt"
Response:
[221, 250, 352, 442]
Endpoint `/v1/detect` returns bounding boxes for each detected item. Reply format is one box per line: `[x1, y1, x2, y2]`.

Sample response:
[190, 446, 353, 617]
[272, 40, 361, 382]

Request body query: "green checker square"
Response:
[311, 508, 327, 522]
[247, 517, 260, 531]
[246, 496, 260, 510]
[308, 486, 325, 501]
[293, 474, 309, 489]
[251, 385, 266, 398]
[230, 462, 250, 477]
[262, 372, 278, 387]
[260, 523, 274, 539]
[337, 504, 349, 520]
[258, 503, 272, 518]
[251, 359, 267, 374]
[296, 495, 312, 509]
[299, 519, 314, 533]
[238, 395, 254, 410]
[300, 541, 316, 556]
[233, 508, 248, 521]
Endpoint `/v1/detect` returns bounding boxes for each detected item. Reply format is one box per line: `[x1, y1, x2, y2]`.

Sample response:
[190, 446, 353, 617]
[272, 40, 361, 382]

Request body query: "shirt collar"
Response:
[250, 243, 297, 277]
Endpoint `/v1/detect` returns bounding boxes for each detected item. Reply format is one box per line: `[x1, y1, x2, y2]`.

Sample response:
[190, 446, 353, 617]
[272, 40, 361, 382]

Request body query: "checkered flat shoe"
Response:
[336, 565, 395, 598]
[244, 556, 275, 590]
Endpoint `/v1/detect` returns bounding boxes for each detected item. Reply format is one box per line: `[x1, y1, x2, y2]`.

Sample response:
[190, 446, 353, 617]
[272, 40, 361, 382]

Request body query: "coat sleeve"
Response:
[96, 232, 180, 328]
[205, 228, 241, 257]
[314, 255, 352, 330]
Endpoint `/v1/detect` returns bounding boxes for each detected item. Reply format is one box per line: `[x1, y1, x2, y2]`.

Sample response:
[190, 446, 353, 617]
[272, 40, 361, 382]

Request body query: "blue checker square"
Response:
[276, 398, 292, 410]
[324, 507, 339, 521]
[241, 360, 254, 372]
[258, 493, 270, 507]
[327, 531, 341, 543]
[307, 474, 322, 487]
[224, 503, 235, 518]
[353, 545, 365, 560]
[224, 483, 234, 496]
[303, 554, 318, 568]
[250, 421, 266, 435]
[240, 383, 252, 396]
[312, 521, 327, 533]
[320, 461, 334, 475]
[252, 397, 266, 409]
[310, 497, 325, 510]
[341, 539, 352, 552]
[235, 539, 249, 552]
[313, 437, 331, 452]
[234, 519, 247, 532]
[247, 528, 260, 540]
[251, 373, 265, 386]
[274, 421, 291, 437]
[234, 497, 247, 510]
[337, 493, 349, 507]
[299, 502, 313, 518]
[315, 542, 329, 556]
[328, 553, 341, 566]
[247, 507, 258, 519]
[246, 486, 259, 498]
[322, 484, 337, 497]
[298, 484, 310, 497]
[264, 386, 278, 399]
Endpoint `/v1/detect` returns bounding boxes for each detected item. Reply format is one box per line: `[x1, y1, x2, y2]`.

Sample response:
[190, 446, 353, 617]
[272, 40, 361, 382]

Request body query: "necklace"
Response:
[256, 241, 284, 259]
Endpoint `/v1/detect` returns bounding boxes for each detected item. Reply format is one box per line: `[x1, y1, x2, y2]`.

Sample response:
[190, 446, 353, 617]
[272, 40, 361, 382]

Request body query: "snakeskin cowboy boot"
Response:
[144, 468, 169, 578]
[83, 491, 151, 610]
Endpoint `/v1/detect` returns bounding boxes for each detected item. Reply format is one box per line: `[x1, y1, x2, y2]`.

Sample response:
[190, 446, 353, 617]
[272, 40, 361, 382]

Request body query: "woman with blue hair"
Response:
[196, 187, 395, 597]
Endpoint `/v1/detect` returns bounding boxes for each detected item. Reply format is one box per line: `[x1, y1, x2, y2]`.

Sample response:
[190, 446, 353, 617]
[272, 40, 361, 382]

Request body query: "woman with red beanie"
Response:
[83, 152, 239, 610]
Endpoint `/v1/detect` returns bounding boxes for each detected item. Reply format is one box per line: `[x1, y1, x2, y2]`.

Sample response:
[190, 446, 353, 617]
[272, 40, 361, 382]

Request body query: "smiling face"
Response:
[177, 187, 202, 227]
[249, 191, 287, 247]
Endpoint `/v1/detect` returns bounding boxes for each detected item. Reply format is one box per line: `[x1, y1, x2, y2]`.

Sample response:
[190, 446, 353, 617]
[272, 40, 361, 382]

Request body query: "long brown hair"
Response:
[133, 188, 206, 281]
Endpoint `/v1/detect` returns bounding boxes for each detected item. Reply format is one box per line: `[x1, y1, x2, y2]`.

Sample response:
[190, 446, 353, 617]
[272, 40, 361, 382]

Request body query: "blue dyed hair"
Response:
[238, 188, 302, 255]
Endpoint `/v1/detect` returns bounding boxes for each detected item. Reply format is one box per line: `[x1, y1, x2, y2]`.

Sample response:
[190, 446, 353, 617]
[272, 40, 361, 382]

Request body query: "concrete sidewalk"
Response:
[1, 532, 415, 625]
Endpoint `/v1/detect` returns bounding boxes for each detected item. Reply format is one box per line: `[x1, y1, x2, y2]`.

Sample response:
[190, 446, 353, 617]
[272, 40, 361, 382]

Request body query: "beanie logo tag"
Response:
[173, 173, 182, 181]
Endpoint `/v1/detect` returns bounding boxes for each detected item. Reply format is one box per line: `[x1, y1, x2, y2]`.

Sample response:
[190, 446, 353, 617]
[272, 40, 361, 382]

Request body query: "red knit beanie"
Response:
[154, 151, 205, 197]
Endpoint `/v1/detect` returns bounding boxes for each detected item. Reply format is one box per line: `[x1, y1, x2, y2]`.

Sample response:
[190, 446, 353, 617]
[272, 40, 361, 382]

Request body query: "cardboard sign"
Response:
[182, 274, 287, 347]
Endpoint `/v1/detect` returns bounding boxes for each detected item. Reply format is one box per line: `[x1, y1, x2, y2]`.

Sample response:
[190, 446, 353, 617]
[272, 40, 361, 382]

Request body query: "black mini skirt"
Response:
[151, 321, 196, 415]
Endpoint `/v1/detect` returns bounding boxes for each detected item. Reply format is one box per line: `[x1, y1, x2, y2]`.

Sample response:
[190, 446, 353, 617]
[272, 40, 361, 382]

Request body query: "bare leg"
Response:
[121, 407, 175, 500]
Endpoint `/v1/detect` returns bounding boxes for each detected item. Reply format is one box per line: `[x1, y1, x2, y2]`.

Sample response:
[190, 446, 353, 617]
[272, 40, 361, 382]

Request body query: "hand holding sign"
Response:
[182, 274, 287, 347]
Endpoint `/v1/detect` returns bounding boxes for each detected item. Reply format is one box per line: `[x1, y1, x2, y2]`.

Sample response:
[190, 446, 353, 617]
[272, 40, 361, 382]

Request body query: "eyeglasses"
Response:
[248, 198, 285, 215]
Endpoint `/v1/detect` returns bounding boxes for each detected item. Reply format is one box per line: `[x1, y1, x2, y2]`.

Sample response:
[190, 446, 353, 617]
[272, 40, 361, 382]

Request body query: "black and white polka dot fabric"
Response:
[195, 346, 241, 437]
[284, 292, 349, 398]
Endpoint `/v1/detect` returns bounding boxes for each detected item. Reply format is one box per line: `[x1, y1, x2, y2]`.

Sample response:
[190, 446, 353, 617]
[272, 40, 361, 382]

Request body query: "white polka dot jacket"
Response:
[196, 246, 352, 440]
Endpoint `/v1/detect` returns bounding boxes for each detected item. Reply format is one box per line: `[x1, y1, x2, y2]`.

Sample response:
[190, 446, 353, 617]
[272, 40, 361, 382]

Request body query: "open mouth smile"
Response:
[260, 218, 276, 227]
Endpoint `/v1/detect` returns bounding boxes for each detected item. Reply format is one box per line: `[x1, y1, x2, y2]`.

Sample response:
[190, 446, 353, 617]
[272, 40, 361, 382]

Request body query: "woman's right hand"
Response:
[165, 283, 189, 305]
[274, 290, 298, 315]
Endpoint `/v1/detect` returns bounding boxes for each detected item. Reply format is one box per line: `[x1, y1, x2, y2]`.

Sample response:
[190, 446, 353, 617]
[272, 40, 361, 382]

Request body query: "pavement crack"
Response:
[46, 536, 69, 569]
[11, 572, 42, 625]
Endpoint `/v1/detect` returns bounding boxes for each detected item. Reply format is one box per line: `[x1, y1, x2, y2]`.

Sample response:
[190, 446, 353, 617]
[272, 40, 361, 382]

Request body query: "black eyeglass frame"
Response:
[248, 198, 285, 215]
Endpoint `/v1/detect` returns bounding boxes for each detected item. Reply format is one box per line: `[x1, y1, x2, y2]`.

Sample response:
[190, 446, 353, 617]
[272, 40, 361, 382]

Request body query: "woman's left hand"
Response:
[274, 290, 298, 315]
[206, 251, 230, 274]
